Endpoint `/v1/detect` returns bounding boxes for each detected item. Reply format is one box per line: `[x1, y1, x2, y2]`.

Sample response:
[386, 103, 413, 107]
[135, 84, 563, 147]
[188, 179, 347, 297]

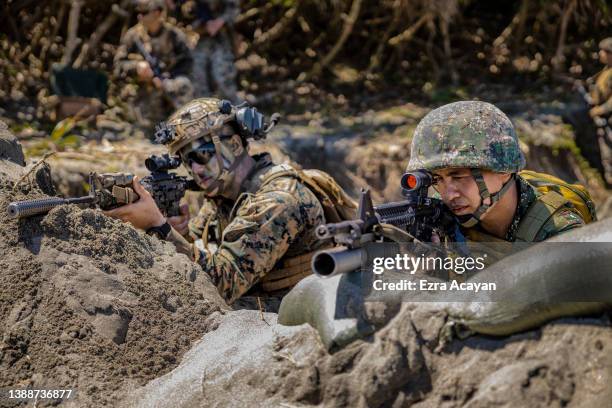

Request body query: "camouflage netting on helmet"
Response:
[406, 101, 526, 173]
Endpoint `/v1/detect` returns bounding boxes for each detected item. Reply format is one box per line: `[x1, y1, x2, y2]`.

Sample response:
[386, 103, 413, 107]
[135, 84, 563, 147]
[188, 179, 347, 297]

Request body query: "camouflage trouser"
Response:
[132, 76, 194, 135]
[192, 36, 238, 103]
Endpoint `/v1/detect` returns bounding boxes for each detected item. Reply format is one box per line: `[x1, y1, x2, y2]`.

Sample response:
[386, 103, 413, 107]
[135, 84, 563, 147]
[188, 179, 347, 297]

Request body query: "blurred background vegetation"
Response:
[0, 0, 610, 125]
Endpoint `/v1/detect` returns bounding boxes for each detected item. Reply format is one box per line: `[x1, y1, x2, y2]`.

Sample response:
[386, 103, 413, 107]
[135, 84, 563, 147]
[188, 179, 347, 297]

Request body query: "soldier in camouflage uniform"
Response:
[588, 38, 612, 120]
[585, 37, 612, 185]
[182, 0, 240, 102]
[114, 0, 194, 132]
[105, 98, 335, 307]
[406, 101, 592, 243]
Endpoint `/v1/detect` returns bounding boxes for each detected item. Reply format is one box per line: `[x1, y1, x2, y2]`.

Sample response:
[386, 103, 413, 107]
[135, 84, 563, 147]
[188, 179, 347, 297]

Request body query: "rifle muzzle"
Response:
[312, 247, 363, 278]
[7, 196, 94, 219]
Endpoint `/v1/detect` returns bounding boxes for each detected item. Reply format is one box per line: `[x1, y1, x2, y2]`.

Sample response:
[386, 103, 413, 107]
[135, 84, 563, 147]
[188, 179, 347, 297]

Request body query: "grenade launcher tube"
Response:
[311, 247, 364, 278]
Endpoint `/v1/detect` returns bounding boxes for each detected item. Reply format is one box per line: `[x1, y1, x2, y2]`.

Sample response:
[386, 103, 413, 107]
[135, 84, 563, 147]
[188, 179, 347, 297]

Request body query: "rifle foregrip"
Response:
[8, 197, 67, 219]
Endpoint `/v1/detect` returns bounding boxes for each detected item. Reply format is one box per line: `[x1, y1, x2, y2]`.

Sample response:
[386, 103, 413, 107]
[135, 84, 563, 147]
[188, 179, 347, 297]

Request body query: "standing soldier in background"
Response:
[114, 0, 195, 132]
[584, 37, 612, 186]
[179, 0, 240, 102]
[565, 37, 612, 187]
[587, 38, 612, 122]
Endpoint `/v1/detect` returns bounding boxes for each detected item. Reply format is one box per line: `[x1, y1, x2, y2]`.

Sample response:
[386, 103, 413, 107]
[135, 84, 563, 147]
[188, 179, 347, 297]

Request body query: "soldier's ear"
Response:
[228, 135, 245, 155]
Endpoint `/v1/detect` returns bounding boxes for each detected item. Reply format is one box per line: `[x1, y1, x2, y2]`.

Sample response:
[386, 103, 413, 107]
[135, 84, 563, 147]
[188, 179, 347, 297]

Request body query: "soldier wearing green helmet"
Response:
[407, 101, 596, 242]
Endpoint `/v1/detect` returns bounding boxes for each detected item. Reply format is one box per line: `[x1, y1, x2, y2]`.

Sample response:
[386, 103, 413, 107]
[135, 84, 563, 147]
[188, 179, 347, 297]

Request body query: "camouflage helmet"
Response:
[160, 98, 235, 155]
[599, 37, 612, 53]
[406, 101, 525, 173]
[134, 0, 165, 13]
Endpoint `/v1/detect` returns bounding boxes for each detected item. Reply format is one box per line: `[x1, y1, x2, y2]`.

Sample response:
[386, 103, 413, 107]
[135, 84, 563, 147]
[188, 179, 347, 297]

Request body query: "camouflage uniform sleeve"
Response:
[219, 0, 240, 26]
[591, 69, 612, 116]
[188, 199, 219, 241]
[533, 207, 585, 242]
[114, 29, 142, 78]
[169, 28, 194, 78]
[197, 178, 321, 304]
[597, 84, 612, 117]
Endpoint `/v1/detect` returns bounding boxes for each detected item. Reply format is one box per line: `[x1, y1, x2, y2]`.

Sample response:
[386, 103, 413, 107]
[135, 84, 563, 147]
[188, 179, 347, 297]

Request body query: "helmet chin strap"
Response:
[202, 134, 244, 196]
[457, 169, 516, 227]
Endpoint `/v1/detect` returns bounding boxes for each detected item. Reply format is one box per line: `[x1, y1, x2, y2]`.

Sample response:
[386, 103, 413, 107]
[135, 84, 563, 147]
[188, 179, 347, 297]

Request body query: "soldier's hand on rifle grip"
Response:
[103, 176, 166, 231]
[136, 61, 154, 82]
[168, 203, 190, 237]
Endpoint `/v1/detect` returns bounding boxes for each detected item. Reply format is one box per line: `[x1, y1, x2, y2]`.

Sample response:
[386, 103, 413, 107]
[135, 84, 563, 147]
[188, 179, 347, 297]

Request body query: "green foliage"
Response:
[26, 117, 81, 157]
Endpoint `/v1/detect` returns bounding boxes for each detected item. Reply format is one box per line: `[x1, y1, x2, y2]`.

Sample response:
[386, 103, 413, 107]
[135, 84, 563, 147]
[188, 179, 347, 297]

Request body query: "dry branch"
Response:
[388, 13, 431, 46]
[552, 0, 577, 72]
[61, 0, 84, 66]
[73, 0, 131, 68]
[309, 0, 363, 78]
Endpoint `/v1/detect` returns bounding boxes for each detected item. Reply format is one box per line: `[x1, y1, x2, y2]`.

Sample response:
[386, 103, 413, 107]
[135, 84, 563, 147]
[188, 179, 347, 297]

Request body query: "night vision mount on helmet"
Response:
[153, 98, 281, 155]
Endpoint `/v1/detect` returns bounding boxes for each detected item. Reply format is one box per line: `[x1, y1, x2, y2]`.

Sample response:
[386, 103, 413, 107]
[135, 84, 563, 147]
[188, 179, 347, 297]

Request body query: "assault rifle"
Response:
[133, 38, 164, 79]
[7, 154, 198, 219]
[312, 170, 463, 277]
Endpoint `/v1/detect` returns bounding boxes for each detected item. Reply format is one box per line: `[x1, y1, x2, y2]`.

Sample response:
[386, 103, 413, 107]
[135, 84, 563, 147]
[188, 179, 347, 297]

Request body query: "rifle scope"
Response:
[145, 154, 181, 172]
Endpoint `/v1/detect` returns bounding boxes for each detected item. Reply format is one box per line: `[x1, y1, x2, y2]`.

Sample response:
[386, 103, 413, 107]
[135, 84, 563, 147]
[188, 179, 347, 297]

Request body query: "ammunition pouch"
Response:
[260, 249, 324, 292]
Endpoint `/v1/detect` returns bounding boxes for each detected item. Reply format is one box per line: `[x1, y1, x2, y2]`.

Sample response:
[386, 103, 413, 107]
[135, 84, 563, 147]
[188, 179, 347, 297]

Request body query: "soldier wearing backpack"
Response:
[406, 101, 596, 244]
[105, 98, 356, 306]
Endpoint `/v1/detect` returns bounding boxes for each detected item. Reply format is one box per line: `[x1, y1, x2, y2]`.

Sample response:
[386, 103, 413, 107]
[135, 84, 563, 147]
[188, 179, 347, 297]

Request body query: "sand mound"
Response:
[131, 303, 612, 408]
[0, 135, 227, 407]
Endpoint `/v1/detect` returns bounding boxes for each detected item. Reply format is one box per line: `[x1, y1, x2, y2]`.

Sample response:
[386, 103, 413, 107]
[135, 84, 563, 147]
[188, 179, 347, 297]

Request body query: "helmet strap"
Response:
[457, 169, 515, 227]
[205, 134, 244, 196]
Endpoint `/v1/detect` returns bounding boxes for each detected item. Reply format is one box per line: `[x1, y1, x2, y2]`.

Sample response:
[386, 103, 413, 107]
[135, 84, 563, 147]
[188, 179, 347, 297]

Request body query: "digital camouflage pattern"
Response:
[190, 0, 239, 102]
[114, 22, 194, 127]
[407, 101, 526, 173]
[504, 175, 584, 241]
[460, 175, 585, 243]
[189, 153, 326, 304]
[114, 22, 194, 85]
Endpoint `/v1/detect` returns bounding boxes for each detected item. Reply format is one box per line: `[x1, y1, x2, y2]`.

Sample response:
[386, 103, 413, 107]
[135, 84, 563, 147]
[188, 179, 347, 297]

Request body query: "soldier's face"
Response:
[600, 50, 612, 66]
[433, 168, 510, 217]
[181, 129, 242, 196]
[138, 9, 162, 29]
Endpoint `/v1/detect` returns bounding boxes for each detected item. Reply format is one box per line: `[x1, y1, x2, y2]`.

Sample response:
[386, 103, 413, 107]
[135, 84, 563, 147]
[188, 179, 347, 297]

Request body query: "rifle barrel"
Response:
[8, 196, 95, 219]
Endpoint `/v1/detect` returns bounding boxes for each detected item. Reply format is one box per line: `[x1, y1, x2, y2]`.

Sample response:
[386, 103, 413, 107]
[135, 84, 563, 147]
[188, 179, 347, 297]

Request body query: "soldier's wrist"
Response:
[150, 214, 167, 229]
[146, 219, 171, 240]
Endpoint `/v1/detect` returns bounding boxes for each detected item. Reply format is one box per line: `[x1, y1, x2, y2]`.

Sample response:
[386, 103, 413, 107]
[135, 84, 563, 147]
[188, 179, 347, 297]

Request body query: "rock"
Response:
[0, 121, 25, 166]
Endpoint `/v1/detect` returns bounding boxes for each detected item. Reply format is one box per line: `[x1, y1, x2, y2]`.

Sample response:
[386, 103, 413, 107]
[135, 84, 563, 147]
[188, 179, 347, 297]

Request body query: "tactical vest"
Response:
[464, 170, 596, 243]
[255, 164, 357, 292]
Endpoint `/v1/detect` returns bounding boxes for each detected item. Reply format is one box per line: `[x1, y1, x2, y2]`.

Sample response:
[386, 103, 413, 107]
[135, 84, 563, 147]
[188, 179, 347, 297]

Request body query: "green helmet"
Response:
[407, 101, 525, 228]
[406, 101, 525, 173]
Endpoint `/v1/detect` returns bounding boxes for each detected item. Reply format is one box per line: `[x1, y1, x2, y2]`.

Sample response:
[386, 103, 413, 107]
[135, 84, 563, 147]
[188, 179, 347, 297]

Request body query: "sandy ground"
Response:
[0, 130, 228, 407]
